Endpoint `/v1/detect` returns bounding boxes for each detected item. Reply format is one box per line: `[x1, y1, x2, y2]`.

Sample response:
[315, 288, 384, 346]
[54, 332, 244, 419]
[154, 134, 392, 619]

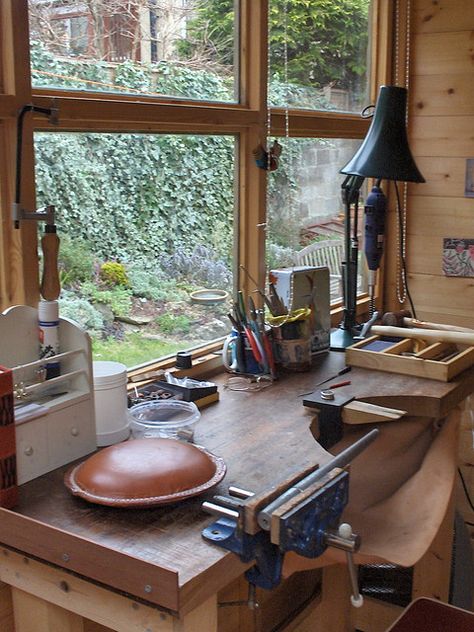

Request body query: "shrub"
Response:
[156, 313, 191, 335]
[59, 291, 104, 332]
[127, 266, 188, 302]
[81, 282, 132, 318]
[100, 262, 129, 287]
[161, 245, 232, 288]
[57, 235, 95, 287]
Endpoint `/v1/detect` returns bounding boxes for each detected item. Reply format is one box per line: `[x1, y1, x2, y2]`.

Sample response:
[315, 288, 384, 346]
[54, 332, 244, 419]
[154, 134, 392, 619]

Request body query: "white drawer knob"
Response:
[24, 446, 34, 456]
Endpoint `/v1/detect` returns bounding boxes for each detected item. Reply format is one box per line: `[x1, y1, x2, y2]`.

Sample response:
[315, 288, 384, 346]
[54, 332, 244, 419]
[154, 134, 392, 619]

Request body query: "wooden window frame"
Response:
[0, 0, 393, 371]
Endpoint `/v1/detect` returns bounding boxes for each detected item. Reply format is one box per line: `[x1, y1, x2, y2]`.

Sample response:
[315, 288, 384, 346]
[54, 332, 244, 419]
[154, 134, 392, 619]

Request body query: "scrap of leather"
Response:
[282, 407, 460, 575]
[64, 438, 226, 507]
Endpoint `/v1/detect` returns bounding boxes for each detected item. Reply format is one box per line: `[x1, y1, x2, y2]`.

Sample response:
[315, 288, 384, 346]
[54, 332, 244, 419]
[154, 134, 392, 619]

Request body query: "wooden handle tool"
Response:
[403, 318, 474, 334]
[371, 325, 474, 347]
[40, 227, 61, 301]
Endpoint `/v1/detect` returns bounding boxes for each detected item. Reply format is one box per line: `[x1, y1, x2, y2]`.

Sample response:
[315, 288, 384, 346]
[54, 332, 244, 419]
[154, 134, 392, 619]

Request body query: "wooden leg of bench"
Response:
[173, 595, 217, 632]
[0, 582, 14, 632]
[308, 564, 353, 632]
[412, 494, 455, 602]
[11, 588, 85, 632]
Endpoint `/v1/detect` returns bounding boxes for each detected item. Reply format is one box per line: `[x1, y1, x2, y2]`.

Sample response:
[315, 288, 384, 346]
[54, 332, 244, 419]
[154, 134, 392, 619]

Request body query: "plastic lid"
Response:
[38, 300, 59, 321]
[128, 400, 200, 428]
[93, 361, 127, 386]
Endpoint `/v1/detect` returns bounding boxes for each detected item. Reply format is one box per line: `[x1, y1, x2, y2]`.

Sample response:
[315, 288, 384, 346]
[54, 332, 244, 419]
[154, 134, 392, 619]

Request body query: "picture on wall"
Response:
[465, 159, 474, 197]
[443, 238, 474, 277]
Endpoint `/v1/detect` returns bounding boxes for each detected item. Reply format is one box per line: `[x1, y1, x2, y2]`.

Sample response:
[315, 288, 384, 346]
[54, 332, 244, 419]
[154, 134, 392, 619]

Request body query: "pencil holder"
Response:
[222, 328, 268, 376]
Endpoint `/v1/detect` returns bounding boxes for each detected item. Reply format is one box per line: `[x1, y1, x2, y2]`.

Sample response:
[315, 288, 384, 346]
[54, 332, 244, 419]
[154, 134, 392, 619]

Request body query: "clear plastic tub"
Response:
[128, 400, 201, 442]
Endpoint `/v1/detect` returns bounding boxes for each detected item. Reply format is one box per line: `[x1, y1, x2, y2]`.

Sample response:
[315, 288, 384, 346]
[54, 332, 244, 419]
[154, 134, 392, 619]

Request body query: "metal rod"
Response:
[228, 486, 254, 499]
[202, 502, 240, 521]
[257, 429, 379, 531]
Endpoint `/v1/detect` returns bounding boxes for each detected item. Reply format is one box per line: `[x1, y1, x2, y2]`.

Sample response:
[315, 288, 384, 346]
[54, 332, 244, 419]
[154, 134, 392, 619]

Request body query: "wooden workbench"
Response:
[0, 352, 473, 632]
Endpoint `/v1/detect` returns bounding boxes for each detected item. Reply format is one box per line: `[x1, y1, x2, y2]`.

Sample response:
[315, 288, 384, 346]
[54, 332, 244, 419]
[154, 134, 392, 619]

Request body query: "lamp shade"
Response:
[341, 86, 425, 183]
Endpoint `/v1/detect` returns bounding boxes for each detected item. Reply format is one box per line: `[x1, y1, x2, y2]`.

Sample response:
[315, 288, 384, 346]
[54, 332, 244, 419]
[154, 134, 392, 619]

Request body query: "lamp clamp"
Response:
[12, 203, 55, 228]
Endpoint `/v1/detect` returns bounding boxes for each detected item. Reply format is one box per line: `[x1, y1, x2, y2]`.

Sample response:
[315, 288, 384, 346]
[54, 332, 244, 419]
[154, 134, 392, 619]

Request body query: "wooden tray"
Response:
[346, 335, 474, 381]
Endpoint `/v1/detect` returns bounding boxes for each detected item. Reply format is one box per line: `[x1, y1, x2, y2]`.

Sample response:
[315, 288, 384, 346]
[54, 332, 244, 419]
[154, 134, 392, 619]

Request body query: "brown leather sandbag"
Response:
[282, 407, 460, 575]
[65, 438, 226, 507]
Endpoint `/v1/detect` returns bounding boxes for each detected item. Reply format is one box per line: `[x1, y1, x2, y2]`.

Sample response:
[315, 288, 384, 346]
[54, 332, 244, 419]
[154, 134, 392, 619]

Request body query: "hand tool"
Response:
[371, 325, 474, 347]
[382, 310, 474, 334]
[298, 366, 351, 397]
[202, 429, 378, 605]
[364, 185, 386, 315]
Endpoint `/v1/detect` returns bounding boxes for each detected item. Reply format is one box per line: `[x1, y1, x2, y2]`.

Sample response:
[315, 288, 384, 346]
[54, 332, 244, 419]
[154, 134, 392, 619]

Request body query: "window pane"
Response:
[34, 132, 235, 368]
[28, 1, 237, 103]
[269, 1, 372, 112]
[266, 137, 367, 303]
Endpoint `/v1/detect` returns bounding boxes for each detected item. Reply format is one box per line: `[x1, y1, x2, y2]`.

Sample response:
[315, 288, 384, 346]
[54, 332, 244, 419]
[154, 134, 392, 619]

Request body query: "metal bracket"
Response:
[302, 390, 355, 448]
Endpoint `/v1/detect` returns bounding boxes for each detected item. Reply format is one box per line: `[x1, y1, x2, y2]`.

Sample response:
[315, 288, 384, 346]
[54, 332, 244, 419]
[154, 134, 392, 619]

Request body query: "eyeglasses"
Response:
[224, 375, 273, 392]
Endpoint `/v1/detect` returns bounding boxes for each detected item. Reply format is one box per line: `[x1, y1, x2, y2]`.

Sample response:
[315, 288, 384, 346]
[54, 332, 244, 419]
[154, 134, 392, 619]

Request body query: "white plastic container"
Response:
[128, 400, 200, 442]
[92, 361, 130, 446]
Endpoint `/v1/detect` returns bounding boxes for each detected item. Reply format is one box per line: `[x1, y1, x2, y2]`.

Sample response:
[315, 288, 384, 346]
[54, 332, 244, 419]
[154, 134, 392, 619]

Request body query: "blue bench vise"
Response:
[202, 429, 379, 604]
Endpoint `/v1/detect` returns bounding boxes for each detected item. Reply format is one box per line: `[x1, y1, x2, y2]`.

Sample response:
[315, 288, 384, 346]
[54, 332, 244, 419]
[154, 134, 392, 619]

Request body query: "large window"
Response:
[269, 0, 372, 112]
[34, 131, 235, 365]
[28, 0, 238, 102]
[266, 137, 367, 303]
[0, 0, 387, 370]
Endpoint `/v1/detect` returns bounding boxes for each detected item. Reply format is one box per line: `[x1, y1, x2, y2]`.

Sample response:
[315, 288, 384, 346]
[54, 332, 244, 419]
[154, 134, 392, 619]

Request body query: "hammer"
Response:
[381, 310, 474, 334]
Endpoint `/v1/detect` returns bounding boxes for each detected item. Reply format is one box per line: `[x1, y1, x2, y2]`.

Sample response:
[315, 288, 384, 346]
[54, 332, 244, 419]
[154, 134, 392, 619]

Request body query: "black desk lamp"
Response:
[330, 85, 425, 351]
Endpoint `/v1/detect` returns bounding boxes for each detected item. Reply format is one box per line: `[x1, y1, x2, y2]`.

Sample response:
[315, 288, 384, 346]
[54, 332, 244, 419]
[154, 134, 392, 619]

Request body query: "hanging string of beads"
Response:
[395, 0, 412, 305]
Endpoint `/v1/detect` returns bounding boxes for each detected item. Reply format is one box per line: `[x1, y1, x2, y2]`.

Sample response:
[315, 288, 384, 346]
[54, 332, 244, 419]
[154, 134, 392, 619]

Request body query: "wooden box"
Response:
[0, 305, 97, 484]
[346, 335, 474, 381]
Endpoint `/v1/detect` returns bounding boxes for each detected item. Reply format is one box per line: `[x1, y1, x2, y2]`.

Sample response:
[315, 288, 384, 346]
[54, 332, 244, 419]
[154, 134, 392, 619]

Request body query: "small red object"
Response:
[327, 380, 351, 389]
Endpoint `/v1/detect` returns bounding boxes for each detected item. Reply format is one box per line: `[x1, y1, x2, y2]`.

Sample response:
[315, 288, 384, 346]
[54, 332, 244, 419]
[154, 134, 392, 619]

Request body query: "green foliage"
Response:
[57, 235, 95, 287]
[59, 291, 104, 331]
[189, 0, 370, 96]
[100, 261, 129, 287]
[81, 282, 132, 318]
[156, 313, 191, 335]
[127, 266, 188, 303]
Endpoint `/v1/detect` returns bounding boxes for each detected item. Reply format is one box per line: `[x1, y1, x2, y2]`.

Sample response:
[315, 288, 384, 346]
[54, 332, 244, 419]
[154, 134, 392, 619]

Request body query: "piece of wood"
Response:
[412, 31, 474, 76]
[342, 401, 407, 425]
[412, 494, 455, 602]
[1, 547, 175, 632]
[0, 582, 14, 632]
[12, 588, 85, 632]
[404, 318, 474, 334]
[174, 595, 217, 632]
[371, 325, 474, 347]
[306, 564, 353, 632]
[40, 231, 61, 301]
[352, 596, 402, 632]
[243, 463, 320, 535]
[414, 0, 474, 33]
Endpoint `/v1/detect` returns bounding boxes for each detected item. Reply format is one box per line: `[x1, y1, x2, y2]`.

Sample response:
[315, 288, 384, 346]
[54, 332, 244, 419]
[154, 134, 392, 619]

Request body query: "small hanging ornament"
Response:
[253, 139, 282, 171]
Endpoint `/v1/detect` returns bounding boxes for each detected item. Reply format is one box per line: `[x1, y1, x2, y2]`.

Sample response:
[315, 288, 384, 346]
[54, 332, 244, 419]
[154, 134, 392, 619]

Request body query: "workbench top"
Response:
[1, 352, 473, 616]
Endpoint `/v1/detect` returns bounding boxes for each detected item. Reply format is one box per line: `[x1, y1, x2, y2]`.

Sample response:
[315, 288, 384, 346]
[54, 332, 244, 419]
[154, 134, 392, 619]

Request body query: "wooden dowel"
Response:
[371, 325, 474, 347]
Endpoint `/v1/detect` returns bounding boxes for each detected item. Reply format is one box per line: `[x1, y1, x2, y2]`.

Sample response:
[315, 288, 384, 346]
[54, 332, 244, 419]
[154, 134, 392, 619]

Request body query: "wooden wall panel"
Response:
[409, 74, 474, 117]
[398, 0, 474, 328]
[412, 32, 474, 76]
[410, 157, 466, 197]
[413, 0, 474, 33]
[410, 115, 474, 158]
